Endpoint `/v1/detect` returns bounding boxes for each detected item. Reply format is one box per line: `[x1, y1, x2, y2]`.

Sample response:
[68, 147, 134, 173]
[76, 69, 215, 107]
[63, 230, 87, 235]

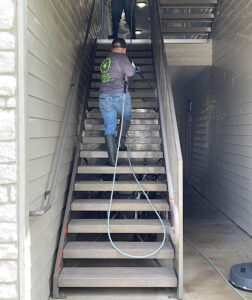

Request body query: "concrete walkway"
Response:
[183, 188, 252, 300]
[51, 188, 252, 300]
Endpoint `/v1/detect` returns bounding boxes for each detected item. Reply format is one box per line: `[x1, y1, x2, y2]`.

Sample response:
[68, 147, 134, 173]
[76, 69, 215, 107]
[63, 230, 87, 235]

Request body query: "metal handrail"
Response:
[150, 0, 183, 246]
[150, 1, 183, 298]
[29, 0, 96, 217]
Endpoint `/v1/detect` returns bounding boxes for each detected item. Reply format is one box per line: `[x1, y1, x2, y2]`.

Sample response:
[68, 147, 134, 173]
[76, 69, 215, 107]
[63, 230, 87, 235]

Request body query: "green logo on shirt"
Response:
[100, 58, 113, 83]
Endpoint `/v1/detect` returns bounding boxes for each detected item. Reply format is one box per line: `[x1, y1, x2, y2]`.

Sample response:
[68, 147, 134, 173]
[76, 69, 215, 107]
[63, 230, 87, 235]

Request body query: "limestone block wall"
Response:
[0, 0, 18, 299]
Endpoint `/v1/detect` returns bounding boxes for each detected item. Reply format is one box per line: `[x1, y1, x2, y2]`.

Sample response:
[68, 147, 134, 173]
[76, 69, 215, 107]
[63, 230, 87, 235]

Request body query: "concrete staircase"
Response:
[53, 41, 177, 297]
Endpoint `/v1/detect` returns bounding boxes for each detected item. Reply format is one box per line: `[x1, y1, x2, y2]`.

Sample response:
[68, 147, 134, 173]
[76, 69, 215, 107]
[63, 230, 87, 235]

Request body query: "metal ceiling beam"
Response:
[161, 13, 214, 21]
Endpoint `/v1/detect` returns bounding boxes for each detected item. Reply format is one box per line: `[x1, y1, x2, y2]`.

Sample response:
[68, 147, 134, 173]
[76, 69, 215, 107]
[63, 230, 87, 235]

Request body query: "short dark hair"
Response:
[112, 38, 127, 49]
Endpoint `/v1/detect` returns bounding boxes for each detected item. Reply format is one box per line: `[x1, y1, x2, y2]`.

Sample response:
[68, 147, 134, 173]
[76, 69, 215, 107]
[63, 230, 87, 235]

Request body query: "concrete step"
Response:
[94, 65, 154, 72]
[95, 50, 153, 58]
[74, 181, 167, 192]
[58, 267, 177, 287]
[68, 219, 170, 233]
[79, 151, 163, 159]
[95, 58, 154, 65]
[77, 165, 165, 174]
[88, 99, 158, 109]
[92, 73, 155, 80]
[84, 124, 160, 131]
[81, 136, 162, 144]
[71, 198, 169, 211]
[86, 111, 159, 119]
[90, 91, 156, 98]
[63, 241, 173, 259]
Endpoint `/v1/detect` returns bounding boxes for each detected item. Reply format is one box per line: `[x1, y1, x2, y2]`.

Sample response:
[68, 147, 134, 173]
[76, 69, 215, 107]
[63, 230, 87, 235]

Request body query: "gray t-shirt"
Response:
[99, 52, 136, 94]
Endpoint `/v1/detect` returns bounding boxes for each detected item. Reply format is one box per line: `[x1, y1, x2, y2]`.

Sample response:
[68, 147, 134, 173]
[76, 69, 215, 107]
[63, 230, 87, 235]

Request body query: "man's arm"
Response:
[121, 55, 136, 77]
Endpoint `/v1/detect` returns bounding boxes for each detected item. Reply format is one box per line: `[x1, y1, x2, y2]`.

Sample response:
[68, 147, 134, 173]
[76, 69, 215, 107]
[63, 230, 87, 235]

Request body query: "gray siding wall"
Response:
[186, 0, 252, 235]
[165, 41, 212, 66]
[26, 0, 101, 299]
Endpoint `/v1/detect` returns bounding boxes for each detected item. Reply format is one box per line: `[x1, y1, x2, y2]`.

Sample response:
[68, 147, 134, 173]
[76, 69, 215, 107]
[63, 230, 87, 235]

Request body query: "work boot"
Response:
[117, 119, 130, 151]
[105, 134, 116, 166]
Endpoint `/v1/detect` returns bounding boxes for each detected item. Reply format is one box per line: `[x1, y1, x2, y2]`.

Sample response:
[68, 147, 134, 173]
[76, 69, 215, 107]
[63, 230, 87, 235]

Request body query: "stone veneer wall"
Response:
[0, 0, 18, 299]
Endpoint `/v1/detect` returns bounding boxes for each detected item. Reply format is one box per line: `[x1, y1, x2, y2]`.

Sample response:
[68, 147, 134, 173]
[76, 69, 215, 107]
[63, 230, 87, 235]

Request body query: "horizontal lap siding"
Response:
[27, 0, 102, 299]
[165, 42, 212, 66]
[187, 0, 252, 235]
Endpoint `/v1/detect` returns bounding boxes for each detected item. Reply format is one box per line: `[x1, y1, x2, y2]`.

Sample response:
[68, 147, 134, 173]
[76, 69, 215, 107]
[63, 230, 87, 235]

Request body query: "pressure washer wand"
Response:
[124, 77, 128, 94]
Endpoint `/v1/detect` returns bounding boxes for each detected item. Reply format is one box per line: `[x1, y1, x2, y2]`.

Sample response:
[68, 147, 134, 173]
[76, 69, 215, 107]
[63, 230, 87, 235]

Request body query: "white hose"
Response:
[107, 92, 166, 258]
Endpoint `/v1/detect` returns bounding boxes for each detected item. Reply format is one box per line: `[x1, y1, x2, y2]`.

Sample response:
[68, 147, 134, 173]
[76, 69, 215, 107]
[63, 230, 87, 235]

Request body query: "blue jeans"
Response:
[99, 93, 132, 135]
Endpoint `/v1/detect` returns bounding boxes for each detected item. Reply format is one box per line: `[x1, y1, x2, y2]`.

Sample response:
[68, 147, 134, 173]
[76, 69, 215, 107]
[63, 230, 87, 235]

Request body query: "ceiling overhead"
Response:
[159, 0, 218, 39]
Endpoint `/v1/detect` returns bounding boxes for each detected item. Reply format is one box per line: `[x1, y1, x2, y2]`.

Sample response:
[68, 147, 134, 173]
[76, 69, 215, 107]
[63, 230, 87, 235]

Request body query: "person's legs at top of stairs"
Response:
[110, 0, 124, 39]
[124, 0, 136, 39]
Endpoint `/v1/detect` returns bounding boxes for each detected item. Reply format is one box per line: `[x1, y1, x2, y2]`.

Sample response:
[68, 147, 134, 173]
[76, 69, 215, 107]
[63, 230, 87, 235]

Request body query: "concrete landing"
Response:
[50, 188, 252, 300]
[183, 187, 252, 300]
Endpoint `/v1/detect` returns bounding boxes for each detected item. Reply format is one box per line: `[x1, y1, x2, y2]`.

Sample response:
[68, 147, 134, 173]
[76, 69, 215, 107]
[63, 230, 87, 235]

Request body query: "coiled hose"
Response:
[107, 92, 166, 258]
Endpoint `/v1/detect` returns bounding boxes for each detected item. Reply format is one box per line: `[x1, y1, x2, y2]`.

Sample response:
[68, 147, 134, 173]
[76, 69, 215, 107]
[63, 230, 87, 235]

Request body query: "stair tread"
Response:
[63, 241, 174, 259]
[91, 81, 156, 88]
[85, 119, 159, 124]
[95, 58, 154, 65]
[82, 136, 162, 144]
[78, 165, 165, 174]
[87, 112, 159, 119]
[96, 51, 153, 58]
[90, 91, 156, 98]
[71, 198, 169, 211]
[85, 118, 159, 125]
[75, 181, 167, 191]
[88, 101, 158, 109]
[58, 267, 177, 287]
[68, 219, 170, 233]
[92, 73, 155, 80]
[88, 98, 157, 101]
[94, 65, 154, 72]
[84, 124, 160, 130]
[80, 151, 163, 159]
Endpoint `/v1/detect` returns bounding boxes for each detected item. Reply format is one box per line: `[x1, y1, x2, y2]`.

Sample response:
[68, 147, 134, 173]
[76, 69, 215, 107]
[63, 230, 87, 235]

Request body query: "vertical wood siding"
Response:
[186, 0, 252, 235]
[26, 0, 102, 299]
